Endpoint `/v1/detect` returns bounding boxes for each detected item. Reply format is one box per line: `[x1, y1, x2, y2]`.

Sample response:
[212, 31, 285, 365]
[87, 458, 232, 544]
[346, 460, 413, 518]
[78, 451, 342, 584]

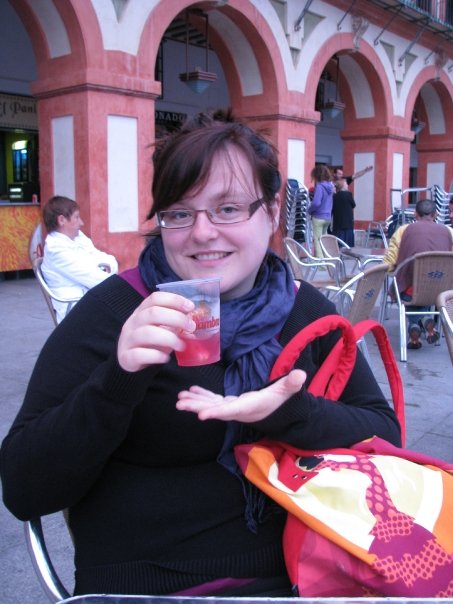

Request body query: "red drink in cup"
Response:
[157, 278, 221, 366]
[177, 331, 220, 366]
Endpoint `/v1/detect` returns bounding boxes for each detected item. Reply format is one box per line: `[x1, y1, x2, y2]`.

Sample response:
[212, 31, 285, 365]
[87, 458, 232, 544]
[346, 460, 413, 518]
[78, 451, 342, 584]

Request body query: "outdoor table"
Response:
[341, 246, 386, 270]
[58, 597, 453, 604]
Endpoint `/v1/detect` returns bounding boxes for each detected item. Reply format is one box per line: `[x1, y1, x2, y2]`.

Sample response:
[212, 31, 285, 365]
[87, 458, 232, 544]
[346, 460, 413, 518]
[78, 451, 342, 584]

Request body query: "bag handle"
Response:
[270, 315, 357, 399]
[352, 319, 406, 445]
[270, 315, 406, 445]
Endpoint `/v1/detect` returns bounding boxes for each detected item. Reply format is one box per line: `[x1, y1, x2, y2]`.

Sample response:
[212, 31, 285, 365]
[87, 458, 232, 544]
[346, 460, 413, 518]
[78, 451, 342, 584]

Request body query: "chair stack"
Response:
[433, 184, 452, 226]
[285, 179, 310, 247]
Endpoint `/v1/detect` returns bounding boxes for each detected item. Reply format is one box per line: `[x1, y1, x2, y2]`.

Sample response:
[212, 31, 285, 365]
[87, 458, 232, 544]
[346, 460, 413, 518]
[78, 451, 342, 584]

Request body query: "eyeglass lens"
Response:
[158, 198, 263, 228]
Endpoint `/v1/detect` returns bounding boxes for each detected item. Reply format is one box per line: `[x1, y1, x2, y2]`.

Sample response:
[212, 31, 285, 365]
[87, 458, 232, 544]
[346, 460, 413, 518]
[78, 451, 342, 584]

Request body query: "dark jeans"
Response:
[400, 292, 431, 331]
[332, 228, 355, 247]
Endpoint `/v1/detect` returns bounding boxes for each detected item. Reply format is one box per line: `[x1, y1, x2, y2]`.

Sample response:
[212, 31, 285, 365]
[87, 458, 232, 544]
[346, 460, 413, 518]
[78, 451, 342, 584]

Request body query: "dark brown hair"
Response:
[42, 195, 79, 232]
[415, 198, 436, 217]
[147, 109, 281, 221]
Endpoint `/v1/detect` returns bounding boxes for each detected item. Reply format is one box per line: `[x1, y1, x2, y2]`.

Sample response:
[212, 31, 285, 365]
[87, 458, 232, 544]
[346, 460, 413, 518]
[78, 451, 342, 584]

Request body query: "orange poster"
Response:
[0, 205, 41, 272]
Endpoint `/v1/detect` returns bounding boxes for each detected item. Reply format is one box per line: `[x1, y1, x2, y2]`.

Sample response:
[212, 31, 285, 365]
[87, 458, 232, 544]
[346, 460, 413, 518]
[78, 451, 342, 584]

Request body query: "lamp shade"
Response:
[322, 99, 345, 119]
[411, 119, 426, 135]
[179, 69, 217, 94]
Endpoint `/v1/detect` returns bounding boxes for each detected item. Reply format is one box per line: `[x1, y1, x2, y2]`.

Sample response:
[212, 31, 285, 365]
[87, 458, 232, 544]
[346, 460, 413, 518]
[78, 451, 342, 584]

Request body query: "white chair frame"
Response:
[32, 258, 81, 326]
[25, 518, 70, 602]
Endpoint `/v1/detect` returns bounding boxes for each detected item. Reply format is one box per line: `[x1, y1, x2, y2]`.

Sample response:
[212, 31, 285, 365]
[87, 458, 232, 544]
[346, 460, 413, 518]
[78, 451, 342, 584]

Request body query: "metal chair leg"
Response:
[358, 338, 371, 365]
[400, 305, 407, 362]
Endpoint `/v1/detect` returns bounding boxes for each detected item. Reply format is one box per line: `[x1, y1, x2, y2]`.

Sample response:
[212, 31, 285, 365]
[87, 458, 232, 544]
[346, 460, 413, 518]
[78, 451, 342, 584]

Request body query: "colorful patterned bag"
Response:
[235, 316, 453, 596]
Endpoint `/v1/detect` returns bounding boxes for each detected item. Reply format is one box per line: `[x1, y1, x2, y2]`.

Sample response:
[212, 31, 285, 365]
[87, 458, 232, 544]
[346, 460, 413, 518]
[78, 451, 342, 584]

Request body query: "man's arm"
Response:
[351, 165, 373, 182]
[78, 232, 118, 274]
[383, 225, 406, 271]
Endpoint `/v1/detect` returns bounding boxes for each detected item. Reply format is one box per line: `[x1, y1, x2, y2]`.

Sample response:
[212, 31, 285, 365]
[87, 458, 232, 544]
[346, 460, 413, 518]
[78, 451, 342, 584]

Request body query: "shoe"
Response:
[424, 318, 440, 344]
[407, 325, 422, 350]
[407, 340, 422, 350]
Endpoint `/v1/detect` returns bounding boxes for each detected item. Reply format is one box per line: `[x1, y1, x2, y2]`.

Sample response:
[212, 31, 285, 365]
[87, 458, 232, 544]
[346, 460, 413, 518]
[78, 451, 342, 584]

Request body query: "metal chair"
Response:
[283, 237, 344, 295]
[25, 517, 71, 602]
[330, 263, 389, 362]
[319, 234, 357, 280]
[353, 229, 368, 247]
[29, 222, 44, 263]
[437, 289, 453, 366]
[32, 257, 80, 326]
[365, 220, 388, 249]
[388, 251, 453, 362]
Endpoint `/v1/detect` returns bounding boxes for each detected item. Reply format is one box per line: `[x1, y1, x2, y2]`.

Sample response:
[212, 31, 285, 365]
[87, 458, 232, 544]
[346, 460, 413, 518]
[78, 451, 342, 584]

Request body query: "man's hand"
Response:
[176, 369, 307, 422]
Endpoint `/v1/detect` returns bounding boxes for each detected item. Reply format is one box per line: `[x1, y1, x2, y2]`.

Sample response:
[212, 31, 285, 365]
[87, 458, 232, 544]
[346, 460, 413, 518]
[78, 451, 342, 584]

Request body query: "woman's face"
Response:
[161, 147, 279, 300]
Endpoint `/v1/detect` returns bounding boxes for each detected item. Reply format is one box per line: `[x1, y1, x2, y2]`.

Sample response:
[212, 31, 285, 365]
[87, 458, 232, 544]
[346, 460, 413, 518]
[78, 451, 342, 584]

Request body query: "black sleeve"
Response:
[252, 282, 402, 449]
[0, 277, 157, 519]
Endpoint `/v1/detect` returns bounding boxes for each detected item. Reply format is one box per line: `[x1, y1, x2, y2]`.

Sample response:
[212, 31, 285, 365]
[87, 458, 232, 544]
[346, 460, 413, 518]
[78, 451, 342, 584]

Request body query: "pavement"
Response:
[0, 273, 452, 604]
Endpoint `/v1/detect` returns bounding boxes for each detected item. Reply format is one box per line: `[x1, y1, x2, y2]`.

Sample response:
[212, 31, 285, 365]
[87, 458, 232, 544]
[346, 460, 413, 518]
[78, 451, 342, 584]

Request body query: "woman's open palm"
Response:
[176, 369, 306, 422]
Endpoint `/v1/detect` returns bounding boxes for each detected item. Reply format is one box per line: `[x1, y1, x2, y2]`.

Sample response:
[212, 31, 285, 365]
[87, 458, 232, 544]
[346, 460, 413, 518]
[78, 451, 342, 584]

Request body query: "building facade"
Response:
[2, 0, 453, 269]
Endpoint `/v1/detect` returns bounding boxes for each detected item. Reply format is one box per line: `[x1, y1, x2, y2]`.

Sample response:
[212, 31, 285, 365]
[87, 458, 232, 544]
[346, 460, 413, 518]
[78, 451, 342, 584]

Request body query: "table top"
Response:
[59, 598, 453, 604]
[341, 246, 386, 259]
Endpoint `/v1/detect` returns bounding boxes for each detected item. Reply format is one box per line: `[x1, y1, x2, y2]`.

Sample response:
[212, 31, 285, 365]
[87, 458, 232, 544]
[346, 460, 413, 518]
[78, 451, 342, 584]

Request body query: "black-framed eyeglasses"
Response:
[156, 198, 265, 229]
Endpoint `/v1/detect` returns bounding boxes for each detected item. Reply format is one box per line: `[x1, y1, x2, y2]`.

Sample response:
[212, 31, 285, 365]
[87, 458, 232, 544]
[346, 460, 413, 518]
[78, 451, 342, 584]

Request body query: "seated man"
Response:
[41, 195, 118, 322]
[383, 198, 453, 349]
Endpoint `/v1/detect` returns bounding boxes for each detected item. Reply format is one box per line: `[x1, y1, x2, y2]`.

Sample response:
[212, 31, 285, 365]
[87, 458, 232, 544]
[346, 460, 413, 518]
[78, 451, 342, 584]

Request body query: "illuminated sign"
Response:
[0, 93, 38, 130]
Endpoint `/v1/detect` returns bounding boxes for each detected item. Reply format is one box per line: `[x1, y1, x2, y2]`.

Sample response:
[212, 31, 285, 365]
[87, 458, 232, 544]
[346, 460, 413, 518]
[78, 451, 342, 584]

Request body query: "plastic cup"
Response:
[157, 277, 220, 366]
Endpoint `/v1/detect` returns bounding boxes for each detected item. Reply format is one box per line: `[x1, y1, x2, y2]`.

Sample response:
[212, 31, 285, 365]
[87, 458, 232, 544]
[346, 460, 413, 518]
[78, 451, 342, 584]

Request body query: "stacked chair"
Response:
[433, 184, 452, 226]
[285, 178, 311, 247]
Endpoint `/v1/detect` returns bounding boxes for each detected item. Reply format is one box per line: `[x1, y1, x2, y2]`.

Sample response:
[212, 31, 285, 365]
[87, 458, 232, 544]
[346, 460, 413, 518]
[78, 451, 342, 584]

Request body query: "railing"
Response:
[370, 0, 453, 38]
[408, 0, 453, 26]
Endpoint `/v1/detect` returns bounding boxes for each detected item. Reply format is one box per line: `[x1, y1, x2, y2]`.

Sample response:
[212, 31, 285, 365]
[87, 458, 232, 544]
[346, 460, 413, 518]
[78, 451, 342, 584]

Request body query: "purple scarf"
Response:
[139, 237, 296, 529]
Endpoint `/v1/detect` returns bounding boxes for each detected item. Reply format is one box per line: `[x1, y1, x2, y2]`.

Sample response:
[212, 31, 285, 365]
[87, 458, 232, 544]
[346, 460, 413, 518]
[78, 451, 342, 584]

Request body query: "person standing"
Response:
[41, 195, 118, 322]
[333, 165, 373, 185]
[308, 165, 334, 257]
[331, 178, 356, 247]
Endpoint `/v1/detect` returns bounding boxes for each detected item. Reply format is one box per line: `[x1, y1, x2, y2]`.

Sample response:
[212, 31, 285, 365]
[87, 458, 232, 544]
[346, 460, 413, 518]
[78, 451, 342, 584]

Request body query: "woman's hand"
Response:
[176, 369, 306, 422]
[117, 292, 196, 372]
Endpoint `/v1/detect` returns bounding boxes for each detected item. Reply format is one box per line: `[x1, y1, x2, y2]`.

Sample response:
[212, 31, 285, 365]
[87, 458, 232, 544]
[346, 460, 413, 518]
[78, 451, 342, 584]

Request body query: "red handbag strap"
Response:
[270, 315, 406, 445]
[270, 315, 357, 399]
[352, 320, 406, 445]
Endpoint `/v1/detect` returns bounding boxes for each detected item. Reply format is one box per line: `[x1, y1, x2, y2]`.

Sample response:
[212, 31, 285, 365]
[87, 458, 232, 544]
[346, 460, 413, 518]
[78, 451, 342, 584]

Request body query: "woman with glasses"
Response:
[1, 111, 401, 598]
